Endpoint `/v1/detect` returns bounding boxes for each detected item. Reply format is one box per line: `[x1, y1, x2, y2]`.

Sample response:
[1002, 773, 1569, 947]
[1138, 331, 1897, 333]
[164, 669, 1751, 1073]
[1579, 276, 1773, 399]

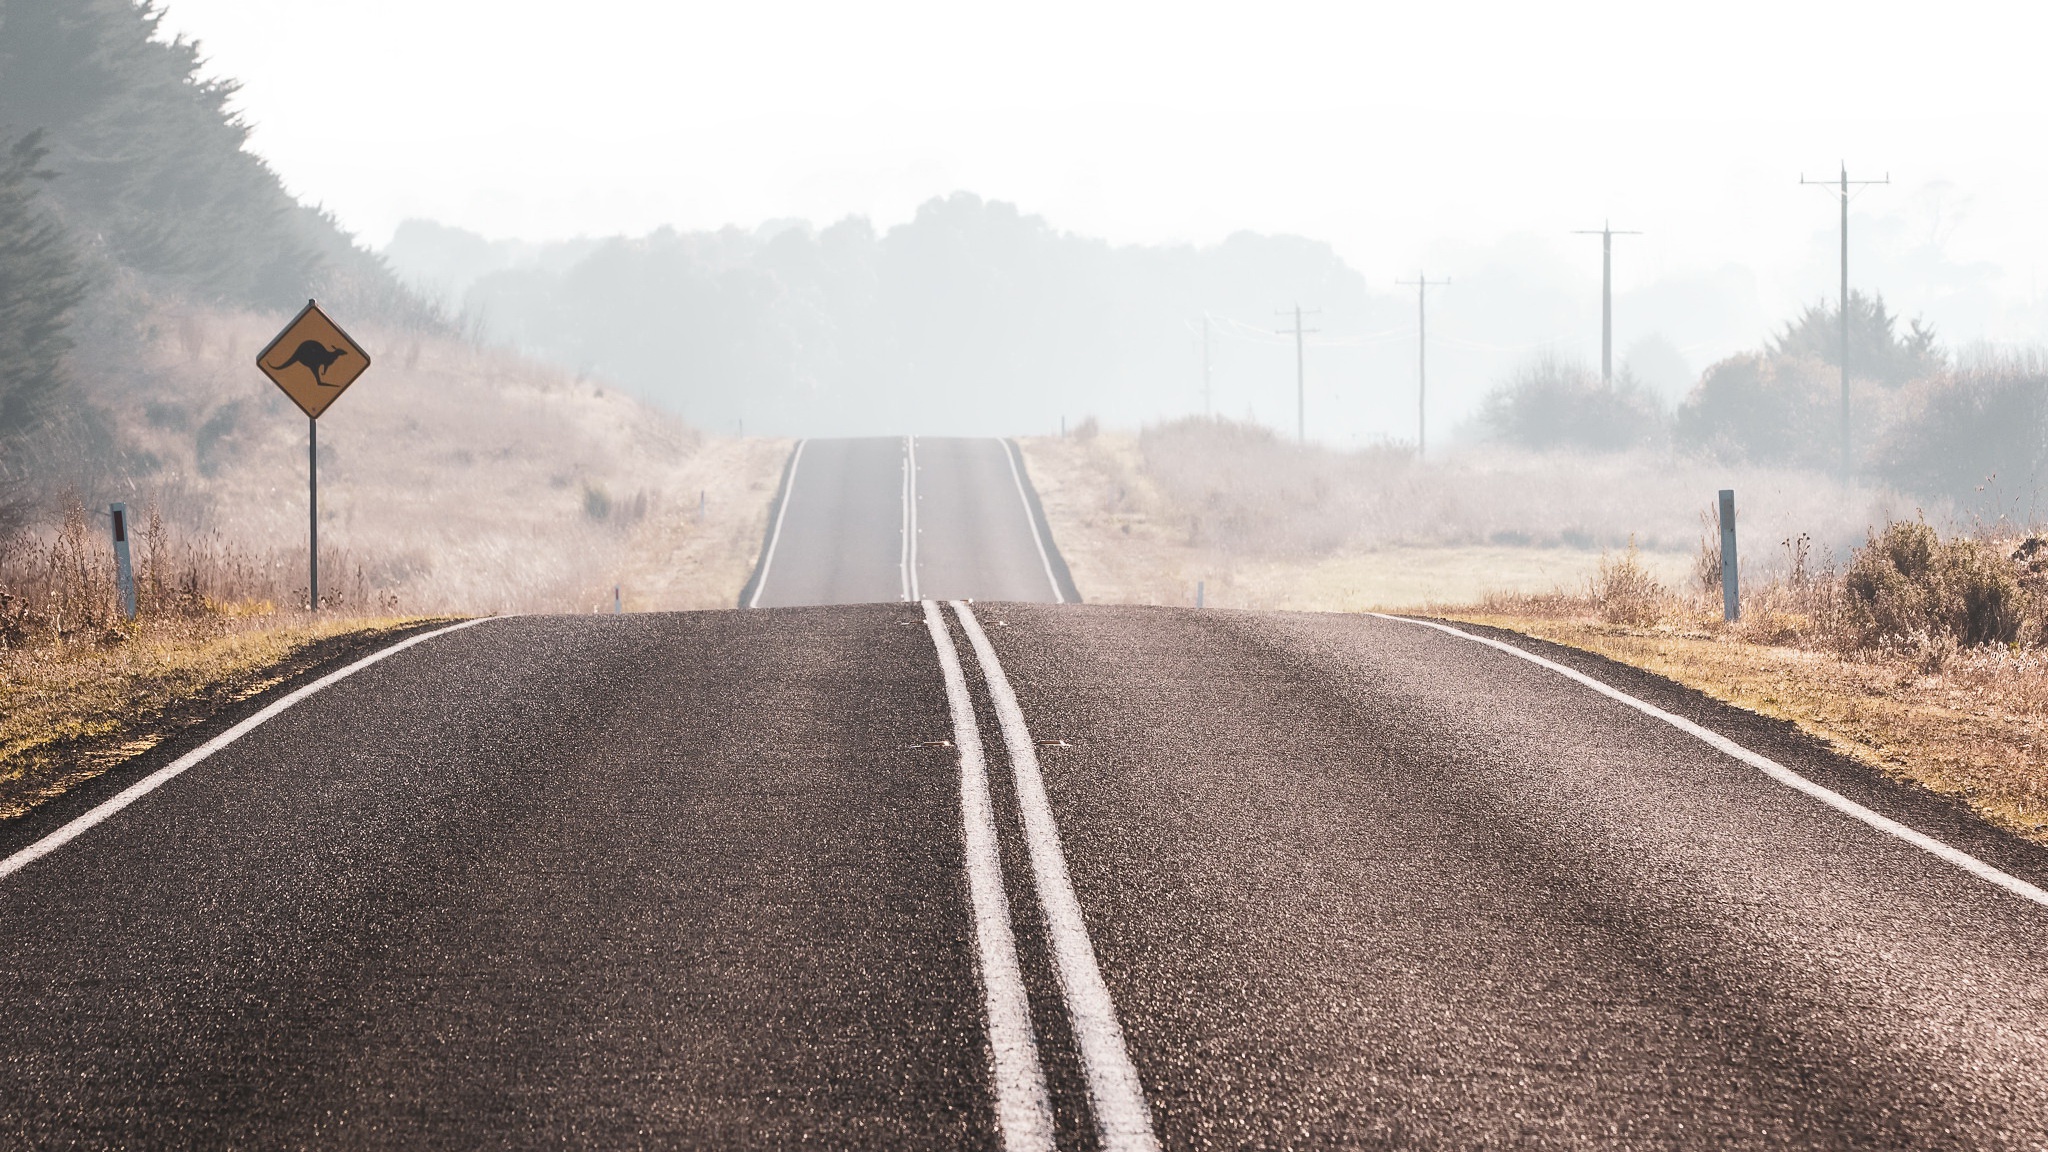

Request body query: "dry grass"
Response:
[1021, 427, 1703, 609]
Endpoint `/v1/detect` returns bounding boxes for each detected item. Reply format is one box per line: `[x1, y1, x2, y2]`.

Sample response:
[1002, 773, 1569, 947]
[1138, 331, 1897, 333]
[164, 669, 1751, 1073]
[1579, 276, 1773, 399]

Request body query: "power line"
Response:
[1801, 162, 1889, 479]
[1395, 273, 1450, 461]
[1572, 221, 1641, 384]
[1274, 303, 1320, 443]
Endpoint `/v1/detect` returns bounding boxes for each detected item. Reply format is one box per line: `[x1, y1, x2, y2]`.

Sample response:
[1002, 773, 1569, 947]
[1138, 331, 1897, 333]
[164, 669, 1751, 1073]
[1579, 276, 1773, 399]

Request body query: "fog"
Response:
[143, 0, 2048, 443]
[381, 206, 1768, 442]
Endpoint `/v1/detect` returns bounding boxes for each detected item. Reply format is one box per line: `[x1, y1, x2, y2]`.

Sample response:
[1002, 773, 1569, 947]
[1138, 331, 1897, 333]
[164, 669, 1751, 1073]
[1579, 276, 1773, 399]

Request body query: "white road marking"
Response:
[953, 601, 1161, 1152]
[1375, 613, 2048, 911]
[1002, 439, 1065, 605]
[921, 599, 1056, 1152]
[0, 617, 494, 882]
[901, 436, 922, 602]
[746, 438, 807, 609]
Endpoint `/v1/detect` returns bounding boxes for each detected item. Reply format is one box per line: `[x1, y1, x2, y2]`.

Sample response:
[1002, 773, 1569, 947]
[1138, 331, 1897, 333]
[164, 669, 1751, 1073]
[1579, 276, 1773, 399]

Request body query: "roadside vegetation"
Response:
[0, 501, 429, 820]
[1018, 417, 1900, 610]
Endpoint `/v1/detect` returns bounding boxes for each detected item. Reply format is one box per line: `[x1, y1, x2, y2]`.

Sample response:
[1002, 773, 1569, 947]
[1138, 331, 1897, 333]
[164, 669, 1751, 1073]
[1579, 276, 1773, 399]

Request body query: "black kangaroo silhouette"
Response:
[267, 340, 349, 386]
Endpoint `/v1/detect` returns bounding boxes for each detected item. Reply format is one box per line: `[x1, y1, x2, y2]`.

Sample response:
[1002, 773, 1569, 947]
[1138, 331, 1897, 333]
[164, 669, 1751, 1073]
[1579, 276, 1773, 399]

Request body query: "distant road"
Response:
[742, 436, 1080, 608]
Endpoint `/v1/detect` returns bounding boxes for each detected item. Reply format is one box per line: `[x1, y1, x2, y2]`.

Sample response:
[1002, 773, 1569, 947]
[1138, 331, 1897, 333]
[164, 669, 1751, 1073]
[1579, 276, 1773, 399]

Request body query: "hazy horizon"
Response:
[154, 0, 2048, 348]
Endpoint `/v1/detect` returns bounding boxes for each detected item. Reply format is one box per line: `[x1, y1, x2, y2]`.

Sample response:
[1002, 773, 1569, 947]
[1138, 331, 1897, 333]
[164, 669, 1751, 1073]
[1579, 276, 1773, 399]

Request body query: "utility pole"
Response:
[1572, 221, 1640, 384]
[1275, 304, 1319, 443]
[1802, 162, 1888, 478]
[1396, 274, 1449, 460]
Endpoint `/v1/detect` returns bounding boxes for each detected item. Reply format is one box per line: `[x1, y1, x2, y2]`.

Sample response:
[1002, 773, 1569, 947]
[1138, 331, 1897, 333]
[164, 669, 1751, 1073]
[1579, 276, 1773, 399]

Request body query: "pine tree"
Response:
[0, 130, 83, 443]
[0, 0, 326, 304]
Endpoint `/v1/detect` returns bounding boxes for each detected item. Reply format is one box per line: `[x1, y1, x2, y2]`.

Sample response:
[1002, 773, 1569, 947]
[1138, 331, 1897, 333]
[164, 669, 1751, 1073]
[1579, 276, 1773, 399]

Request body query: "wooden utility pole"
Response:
[1275, 304, 1320, 443]
[1573, 221, 1640, 384]
[1802, 163, 1888, 477]
[1396, 274, 1449, 460]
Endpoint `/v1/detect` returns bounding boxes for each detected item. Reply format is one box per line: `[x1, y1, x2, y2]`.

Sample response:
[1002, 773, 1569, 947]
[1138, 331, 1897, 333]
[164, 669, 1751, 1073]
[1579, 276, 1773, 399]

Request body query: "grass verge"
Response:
[1445, 612, 2048, 843]
[0, 614, 451, 822]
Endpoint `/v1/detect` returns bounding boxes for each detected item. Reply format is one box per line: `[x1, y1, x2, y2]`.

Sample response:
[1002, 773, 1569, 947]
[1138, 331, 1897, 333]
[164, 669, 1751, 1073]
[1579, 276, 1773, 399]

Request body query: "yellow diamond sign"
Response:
[256, 299, 371, 419]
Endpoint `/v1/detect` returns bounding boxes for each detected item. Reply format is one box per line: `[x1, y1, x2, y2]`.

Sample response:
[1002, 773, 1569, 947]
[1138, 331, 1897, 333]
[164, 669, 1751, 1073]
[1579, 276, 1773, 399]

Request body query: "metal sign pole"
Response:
[254, 298, 369, 614]
[1718, 488, 1739, 622]
[109, 503, 137, 620]
[309, 416, 319, 610]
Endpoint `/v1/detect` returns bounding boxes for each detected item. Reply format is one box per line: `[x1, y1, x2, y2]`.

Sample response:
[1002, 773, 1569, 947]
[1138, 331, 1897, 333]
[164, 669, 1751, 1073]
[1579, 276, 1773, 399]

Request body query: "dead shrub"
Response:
[1844, 521, 2024, 648]
[1592, 538, 1667, 626]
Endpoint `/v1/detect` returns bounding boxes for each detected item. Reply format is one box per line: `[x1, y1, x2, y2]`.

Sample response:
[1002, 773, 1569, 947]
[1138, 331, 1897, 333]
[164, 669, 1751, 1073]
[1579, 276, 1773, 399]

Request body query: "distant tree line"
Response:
[1482, 291, 2045, 514]
[419, 193, 1381, 438]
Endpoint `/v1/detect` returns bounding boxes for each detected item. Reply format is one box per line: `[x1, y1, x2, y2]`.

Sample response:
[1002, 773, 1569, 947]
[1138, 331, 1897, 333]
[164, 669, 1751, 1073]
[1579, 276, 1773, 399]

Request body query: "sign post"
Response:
[257, 299, 371, 610]
[1719, 488, 1740, 623]
[109, 502, 136, 621]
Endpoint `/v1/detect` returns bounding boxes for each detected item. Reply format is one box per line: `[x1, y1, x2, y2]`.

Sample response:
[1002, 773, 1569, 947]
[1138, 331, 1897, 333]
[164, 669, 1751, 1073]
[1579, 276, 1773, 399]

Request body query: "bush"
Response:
[1480, 355, 1662, 453]
[1875, 356, 2048, 511]
[1843, 521, 2023, 647]
[1674, 352, 1837, 468]
[1592, 538, 1666, 626]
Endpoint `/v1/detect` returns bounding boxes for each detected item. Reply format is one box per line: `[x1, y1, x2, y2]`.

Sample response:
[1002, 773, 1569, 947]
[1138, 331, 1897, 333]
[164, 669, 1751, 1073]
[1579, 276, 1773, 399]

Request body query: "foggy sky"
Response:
[153, 0, 2048, 437]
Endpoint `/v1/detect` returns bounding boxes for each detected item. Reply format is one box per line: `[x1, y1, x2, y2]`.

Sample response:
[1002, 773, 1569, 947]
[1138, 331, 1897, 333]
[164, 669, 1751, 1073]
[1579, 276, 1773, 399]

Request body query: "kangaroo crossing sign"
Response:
[257, 299, 371, 419]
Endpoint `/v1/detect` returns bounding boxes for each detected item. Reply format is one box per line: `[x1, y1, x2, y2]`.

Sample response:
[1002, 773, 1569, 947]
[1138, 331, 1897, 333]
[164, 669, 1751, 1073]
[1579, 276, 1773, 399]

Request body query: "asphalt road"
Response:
[10, 454, 2048, 1147]
[743, 436, 1079, 608]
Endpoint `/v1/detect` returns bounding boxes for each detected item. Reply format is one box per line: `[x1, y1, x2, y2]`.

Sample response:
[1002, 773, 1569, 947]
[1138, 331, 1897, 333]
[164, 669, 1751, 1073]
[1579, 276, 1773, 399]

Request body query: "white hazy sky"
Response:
[156, 0, 2048, 356]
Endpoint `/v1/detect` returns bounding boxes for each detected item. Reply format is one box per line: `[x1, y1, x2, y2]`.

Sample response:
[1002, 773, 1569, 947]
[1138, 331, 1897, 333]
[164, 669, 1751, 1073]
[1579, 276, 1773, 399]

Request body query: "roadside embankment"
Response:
[1449, 610, 2048, 842]
[0, 615, 447, 821]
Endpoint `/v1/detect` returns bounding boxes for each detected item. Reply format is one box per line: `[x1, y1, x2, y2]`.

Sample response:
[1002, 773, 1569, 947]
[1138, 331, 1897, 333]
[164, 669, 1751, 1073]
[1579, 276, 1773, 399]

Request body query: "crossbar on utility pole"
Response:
[1801, 162, 1888, 479]
[1573, 221, 1641, 384]
[1396, 274, 1449, 460]
[1275, 304, 1320, 443]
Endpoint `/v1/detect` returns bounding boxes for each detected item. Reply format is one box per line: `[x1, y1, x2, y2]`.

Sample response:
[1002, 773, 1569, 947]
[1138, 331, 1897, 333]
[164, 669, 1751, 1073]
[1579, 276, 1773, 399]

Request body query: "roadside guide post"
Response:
[109, 502, 136, 621]
[256, 300, 372, 611]
[1719, 488, 1740, 623]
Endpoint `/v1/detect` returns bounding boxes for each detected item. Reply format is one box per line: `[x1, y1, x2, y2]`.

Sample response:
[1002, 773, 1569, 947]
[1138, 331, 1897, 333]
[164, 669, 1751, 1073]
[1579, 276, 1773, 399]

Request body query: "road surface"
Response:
[742, 436, 1080, 608]
[8, 442, 2048, 1148]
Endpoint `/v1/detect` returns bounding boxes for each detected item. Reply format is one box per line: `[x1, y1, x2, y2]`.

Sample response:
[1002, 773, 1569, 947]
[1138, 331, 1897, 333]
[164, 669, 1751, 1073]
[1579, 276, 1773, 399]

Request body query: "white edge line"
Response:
[1371, 613, 2048, 910]
[0, 616, 495, 882]
[910, 436, 922, 601]
[952, 600, 1160, 1152]
[922, 599, 1056, 1152]
[1003, 440, 1065, 605]
[747, 438, 807, 610]
[909, 434, 917, 602]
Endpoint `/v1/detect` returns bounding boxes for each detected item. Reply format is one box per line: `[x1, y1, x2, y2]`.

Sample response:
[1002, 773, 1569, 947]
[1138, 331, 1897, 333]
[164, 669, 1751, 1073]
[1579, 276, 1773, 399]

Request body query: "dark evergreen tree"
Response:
[0, 0, 416, 311]
[0, 130, 82, 442]
[1769, 289, 1941, 388]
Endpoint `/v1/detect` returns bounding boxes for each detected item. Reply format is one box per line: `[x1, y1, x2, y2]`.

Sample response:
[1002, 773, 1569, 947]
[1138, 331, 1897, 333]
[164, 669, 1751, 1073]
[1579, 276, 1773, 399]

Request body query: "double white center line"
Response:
[923, 599, 1160, 1152]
